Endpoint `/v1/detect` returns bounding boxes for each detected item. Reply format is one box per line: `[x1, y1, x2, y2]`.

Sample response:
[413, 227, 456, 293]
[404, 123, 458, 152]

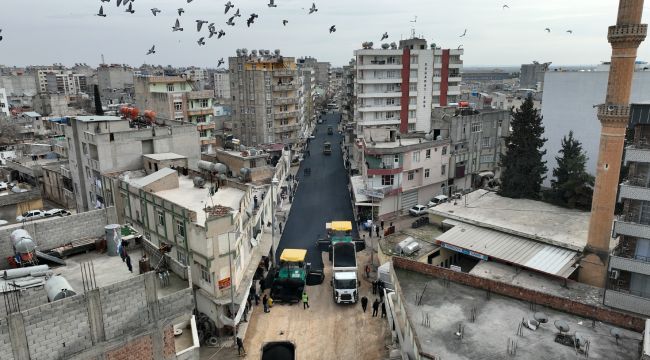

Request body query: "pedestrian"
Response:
[367, 226, 372, 238]
[263, 294, 269, 313]
[361, 296, 368, 313]
[125, 255, 133, 272]
[372, 298, 380, 317]
[381, 220, 384, 230]
[279, 222, 283, 234]
[372, 280, 378, 295]
[236, 336, 246, 356]
[254, 195, 258, 209]
[255, 292, 260, 306]
[242, 303, 249, 322]
[365, 264, 371, 279]
[289, 194, 293, 203]
[267, 296, 274, 309]
[375, 226, 380, 238]
[264, 256, 270, 271]
[302, 291, 310, 309]
[247, 293, 253, 309]
[381, 301, 387, 318]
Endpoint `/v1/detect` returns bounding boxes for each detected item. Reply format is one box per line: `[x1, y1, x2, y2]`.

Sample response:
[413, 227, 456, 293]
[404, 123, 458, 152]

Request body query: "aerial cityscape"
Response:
[0, 1, 649, 359]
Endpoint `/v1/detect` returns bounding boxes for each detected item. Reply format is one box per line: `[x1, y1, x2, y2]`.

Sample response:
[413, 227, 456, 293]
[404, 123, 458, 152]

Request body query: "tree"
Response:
[498, 95, 547, 199]
[93, 84, 104, 116]
[549, 131, 594, 210]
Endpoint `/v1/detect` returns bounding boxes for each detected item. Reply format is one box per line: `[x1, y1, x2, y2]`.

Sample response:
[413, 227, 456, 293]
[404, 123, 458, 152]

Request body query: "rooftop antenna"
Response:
[410, 16, 417, 39]
[101, 54, 105, 65]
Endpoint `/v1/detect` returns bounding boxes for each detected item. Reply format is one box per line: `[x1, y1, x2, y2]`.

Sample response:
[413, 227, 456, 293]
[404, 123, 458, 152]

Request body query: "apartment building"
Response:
[214, 68, 231, 103]
[229, 50, 301, 146]
[341, 59, 356, 123]
[519, 61, 550, 90]
[431, 108, 511, 192]
[298, 57, 331, 90]
[134, 75, 216, 152]
[42, 70, 89, 95]
[97, 64, 134, 105]
[298, 67, 316, 138]
[353, 37, 463, 134]
[606, 103, 650, 316]
[0, 88, 8, 117]
[351, 128, 450, 219]
[64, 115, 200, 212]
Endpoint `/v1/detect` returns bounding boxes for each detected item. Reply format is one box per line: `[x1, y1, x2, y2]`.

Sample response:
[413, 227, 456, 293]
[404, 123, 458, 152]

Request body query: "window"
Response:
[425, 149, 431, 159]
[394, 154, 399, 162]
[157, 210, 165, 226]
[409, 84, 417, 92]
[387, 56, 397, 64]
[386, 98, 395, 105]
[166, 84, 174, 92]
[174, 102, 182, 111]
[199, 263, 211, 283]
[482, 137, 491, 148]
[412, 151, 420, 163]
[199, 130, 207, 137]
[200, 99, 209, 108]
[442, 146, 447, 155]
[471, 122, 482, 132]
[408, 123, 415, 132]
[177, 251, 187, 265]
[409, 110, 416, 119]
[386, 111, 395, 119]
[409, 98, 416, 105]
[176, 220, 186, 238]
[382, 175, 394, 186]
[441, 164, 446, 175]
[481, 155, 493, 163]
[410, 56, 418, 64]
[407, 171, 415, 181]
[424, 169, 430, 178]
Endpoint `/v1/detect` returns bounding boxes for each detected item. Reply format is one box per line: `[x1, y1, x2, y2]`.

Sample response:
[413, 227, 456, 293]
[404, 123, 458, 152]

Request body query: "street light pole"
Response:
[271, 176, 279, 267]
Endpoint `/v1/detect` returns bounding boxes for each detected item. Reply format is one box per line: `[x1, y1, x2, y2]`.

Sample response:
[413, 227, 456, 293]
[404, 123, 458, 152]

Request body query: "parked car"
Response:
[0, 182, 7, 191]
[408, 205, 428, 217]
[16, 210, 45, 222]
[44, 208, 72, 217]
[427, 195, 449, 208]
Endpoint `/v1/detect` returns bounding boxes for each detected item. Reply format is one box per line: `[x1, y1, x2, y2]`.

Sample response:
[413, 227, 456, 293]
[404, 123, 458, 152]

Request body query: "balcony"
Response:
[273, 83, 298, 91]
[197, 122, 215, 131]
[610, 254, 650, 276]
[357, 64, 402, 70]
[367, 165, 402, 176]
[187, 90, 214, 99]
[357, 92, 402, 98]
[273, 110, 299, 119]
[619, 181, 650, 202]
[357, 78, 402, 84]
[603, 289, 650, 316]
[187, 108, 213, 116]
[274, 97, 298, 105]
[613, 220, 650, 239]
[200, 138, 216, 145]
[274, 124, 300, 133]
[273, 69, 296, 77]
[625, 145, 650, 164]
[358, 105, 401, 112]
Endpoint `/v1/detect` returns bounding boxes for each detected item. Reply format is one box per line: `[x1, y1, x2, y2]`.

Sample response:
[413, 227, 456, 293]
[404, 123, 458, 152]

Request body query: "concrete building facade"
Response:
[519, 62, 551, 90]
[213, 69, 230, 104]
[97, 64, 134, 105]
[0, 88, 8, 117]
[354, 38, 463, 134]
[229, 51, 300, 146]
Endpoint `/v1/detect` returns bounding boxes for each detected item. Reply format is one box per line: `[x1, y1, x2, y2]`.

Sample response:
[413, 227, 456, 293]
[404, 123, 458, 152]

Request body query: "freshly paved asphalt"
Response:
[276, 112, 358, 270]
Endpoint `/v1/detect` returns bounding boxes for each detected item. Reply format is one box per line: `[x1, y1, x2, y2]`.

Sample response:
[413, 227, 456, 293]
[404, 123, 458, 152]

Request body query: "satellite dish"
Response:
[610, 327, 622, 345]
[554, 320, 570, 334]
[574, 332, 588, 347]
[533, 312, 548, 324]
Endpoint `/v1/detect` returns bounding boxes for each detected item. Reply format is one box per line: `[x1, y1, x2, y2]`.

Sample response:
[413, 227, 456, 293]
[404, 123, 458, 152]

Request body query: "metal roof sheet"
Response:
[436, 223, 578, 278]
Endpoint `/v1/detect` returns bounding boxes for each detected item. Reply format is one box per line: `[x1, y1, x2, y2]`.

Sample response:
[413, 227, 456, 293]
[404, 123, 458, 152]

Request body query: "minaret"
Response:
[579, 0, 647, 287]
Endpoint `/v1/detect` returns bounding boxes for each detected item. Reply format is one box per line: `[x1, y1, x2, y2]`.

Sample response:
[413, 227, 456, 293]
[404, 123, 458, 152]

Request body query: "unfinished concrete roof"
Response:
[74, 115, 123, 122]
[130, 167, 176, 188]
[143, 153, 187, 161]
[395, 268, 642, 360]
[430, 189, 591, 251]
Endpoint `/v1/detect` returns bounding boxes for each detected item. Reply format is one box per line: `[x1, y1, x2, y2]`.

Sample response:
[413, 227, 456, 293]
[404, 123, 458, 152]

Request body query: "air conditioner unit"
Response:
[609, 270, 620, 280]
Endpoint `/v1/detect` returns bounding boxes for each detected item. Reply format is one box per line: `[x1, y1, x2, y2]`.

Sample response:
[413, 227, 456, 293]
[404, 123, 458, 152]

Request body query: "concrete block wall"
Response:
[0, 207, 118, 268]
[0, 189, 41, 207]
[0, 286, 48, 318]
[0, 321, 14, 360]
[22, 294, 92, 360]
[105, 335, 154, 360]
[159, 287, 193, 320]
[99, 276, 149, 340]
[393, 257, 646, 332]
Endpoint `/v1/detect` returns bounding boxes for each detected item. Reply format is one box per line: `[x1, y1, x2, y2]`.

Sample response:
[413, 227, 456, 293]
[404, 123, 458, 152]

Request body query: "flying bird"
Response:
[234, 9, 241, 17]
[146, 45, 156, 55]
[566, 30, 573, 34]
[197, 37, 206, 46]
[196, 20, 208, 32]
[125, 2, 135, 14]
[151, 8, 161, 16]
[173, 19, 184, 31]
[283, 19, 288, 26]
[329, 25, 336, 33]
[381, 32, 388, 41]
[460, 29, 467, 37]
[187, 0, 193, 3]
[502, 4, 509, 9]
[224, 1, 234, 14]
[178, 8, 185, 16]
[0, 29, 3, 42]
[268, 0, 277, 7]
[226, 16, 235, 26]
[545, 28, 551, 33]
[309, 2, 318, 14]
[117, 0, 123, 7]
[246, 13, 258, 27]
[457, 45, 463, 50]
[100, 0, 110, 2]
[97, 5, 107, 17]
[217, 58, 225, 67]
[218, 29, 226, 38]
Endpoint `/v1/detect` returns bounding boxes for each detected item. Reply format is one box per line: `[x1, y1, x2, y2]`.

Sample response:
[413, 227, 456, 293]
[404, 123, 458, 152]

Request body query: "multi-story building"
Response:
[43, 71, 88, 95]
[32, 93, 69, 116]
[299, 57, 331, 90]
[41, 162, 75, 208]
[606, 103, 650, 315]
[64, 115, 200, 212]
[134, 75, 217, 152]
[519, 62, 550, 90]
[214, 69, 231, 104]
[0, 88, 8, 117]
[351, 128, 450, 219]
[341, 59, 356, 124]
[97, 64, 134, 105]
[431, 108, 511, 192]
[298, 67, 316, 138]
[353, 37, 463, 134]
[229, 50, 300, 146]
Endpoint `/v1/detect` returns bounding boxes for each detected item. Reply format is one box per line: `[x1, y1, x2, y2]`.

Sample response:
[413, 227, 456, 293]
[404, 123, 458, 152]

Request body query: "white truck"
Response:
[331, 242, 359, 304]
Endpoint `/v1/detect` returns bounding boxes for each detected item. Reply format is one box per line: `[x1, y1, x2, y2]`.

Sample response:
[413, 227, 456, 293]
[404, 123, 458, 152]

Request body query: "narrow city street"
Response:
[276, 112, 358, 269]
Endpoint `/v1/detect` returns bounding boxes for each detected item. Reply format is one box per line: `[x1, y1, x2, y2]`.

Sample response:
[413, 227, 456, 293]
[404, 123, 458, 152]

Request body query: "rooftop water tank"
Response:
[105, 224, 121, 257]
[45, 275, 76, 301]
[10, 229, 36, 254]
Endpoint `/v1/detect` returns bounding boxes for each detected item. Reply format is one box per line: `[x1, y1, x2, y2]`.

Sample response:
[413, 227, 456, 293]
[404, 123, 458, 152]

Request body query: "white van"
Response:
[427, 195, 449, 207]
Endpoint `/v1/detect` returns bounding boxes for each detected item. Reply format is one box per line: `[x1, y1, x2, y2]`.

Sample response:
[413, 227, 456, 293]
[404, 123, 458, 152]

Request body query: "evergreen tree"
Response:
[550, 131, 594, 209]
[93, 84, 104, 116]
[498, 95, 547, 199]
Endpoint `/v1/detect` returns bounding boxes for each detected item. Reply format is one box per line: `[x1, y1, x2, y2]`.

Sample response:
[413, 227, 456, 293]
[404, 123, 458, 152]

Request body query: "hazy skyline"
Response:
[0, 0, 649, 68]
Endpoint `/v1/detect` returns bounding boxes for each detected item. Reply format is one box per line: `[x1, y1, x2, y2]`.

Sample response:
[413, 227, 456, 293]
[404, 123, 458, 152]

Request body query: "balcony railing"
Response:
[625, 144, 650, 164]
[274, 97, 298, 105]
[187, 108, 213, 116]
[604, 288, 650, 316]
[273, 83, 298, 91]
[273, 111, 299, 119]
[273, 69, 296, 77]
[197, 122, 216, 131]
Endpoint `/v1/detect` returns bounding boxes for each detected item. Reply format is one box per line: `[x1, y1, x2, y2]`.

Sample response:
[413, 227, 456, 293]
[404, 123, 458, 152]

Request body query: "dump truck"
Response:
[323, 141, 332, 155]
[270, 249, 308, 303]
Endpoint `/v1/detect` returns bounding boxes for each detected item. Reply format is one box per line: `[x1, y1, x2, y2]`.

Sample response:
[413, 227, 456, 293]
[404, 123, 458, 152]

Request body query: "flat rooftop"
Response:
[153, 175, 245, 225]
[430, 189, 591, 251]
[380, 224, 442, 261]
[143, 153, 187, 161]
[73, 115, 123, 122]
[395, 268, 642, 360]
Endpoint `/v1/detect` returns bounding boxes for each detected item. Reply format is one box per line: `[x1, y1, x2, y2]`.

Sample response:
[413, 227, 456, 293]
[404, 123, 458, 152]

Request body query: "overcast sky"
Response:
[0, 0, 649, 68]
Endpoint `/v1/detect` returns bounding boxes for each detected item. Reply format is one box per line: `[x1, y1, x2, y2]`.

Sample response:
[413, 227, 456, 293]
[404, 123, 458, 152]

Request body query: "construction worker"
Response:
[302, 291, 310, 309]
[361, 296, 368, 313]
